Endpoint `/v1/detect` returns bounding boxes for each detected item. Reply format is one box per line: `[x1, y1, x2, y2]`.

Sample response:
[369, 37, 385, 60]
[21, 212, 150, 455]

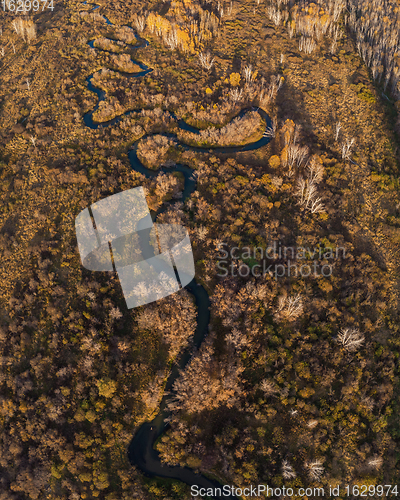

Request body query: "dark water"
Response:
[82, 4, 272, 497]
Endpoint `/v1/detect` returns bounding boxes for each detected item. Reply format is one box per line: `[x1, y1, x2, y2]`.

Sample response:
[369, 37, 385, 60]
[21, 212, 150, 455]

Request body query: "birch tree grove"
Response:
[263, 116, 277, 138]
[145, 3, 221, 53]
[266, 0, 346, 56]
[347, 0, 400, 97]
[133, 13, 147, 33]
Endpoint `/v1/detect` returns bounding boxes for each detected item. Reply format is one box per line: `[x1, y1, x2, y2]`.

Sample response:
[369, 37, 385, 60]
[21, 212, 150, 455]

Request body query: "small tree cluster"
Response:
[133, 13, 147, 32]
[11, 18, 36, 44]
[266, 0, 345, 54]
[295, 176, 325, 214]
[145, 3, 220, 53]
[341, 137, 356, 161]
[136, 134, 175, 169]
[280, 119, 308, 176]
[348, 0, 400, 96]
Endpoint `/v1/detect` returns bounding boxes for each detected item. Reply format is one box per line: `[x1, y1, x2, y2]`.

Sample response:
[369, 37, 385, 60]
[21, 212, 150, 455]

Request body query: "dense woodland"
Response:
[0, 0, 400, 498]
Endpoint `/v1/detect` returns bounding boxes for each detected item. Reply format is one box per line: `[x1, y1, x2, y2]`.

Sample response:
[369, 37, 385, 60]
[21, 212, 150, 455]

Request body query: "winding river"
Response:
[81, 3, 272, 497]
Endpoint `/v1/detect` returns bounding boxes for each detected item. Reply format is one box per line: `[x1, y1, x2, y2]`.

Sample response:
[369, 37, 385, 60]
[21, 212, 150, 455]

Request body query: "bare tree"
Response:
[295, 177, 325, 214]
[164, 27, 178, 50]
[367, 456, 383, 470]
[274, 294, 304, 322]
[299, 36, 317, 54]
[260, 379, 279, 396]
[271, 73, 284, 95]
[30, 136, 37, 146]
[305, 459, 324, 480]
[25, 20, 36, 43]
[285, 144, 309, 175]
[133, 14, 147, 32]
[330, 25, 340, 54]
[11, 18, 36, 44]
[282, 460, 297, 479]
[258, 74, 284, 106]
[198, 51, 214, 70]
[196, 225, 208, 241]
[229, 87, 243, 103]
[243, 64, 254, 85]
[12, 19, 25, 40]
[308, 195, 325, 214]
[334, 121, 342, 142]
[217, 1, 224, 18]
[307, 157, 324, 184]
[341, 137, 355, 160]
[287, 21, 295, 38]
[263, 117, 277, 138]
[337, 327, 365, 351]
[295, 176, 307, 205]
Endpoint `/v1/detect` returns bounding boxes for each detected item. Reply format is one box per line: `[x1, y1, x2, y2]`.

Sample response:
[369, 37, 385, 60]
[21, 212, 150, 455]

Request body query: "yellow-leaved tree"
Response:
[96, 378, 117, 398]
[229, 72, 241, 86]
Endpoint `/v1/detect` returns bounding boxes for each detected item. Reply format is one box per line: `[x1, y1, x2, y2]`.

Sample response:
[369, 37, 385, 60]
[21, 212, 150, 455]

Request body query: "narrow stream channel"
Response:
[81, 3, 272, 496]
